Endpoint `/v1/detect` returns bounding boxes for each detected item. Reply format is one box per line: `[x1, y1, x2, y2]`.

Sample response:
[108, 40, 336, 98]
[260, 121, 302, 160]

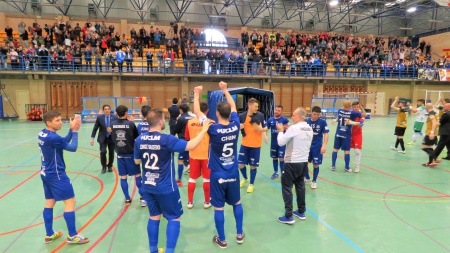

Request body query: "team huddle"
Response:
[37, 83, 450, 252]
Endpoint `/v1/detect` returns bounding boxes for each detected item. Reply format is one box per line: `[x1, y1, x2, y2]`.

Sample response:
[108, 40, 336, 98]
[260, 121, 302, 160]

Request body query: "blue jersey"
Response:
[137, 122, 149, 135]
[38, 129, 70, 176]
[267, 116, 289, 146]
[307, 117, 329, 147]
[207, 112, 240, 175]
[134, 132, 187, 194]
[335, 109, 362, 138]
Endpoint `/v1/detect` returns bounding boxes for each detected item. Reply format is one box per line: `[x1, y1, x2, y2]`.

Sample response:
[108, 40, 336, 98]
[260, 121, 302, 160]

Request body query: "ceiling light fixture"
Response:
[329, 0, 339, 6]
[407, 6, 417, 12]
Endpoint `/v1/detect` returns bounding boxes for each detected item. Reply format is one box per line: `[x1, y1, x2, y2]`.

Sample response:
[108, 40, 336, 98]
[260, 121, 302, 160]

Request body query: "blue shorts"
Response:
[308, 145, 323, 164]
[178, 151, 189, 161]
[238, 146, 261, 166]
[118, 155, 141, 176]
[41, 173, 75, 201]
[270, 144, 286, 159]
[333, 136, 350, 151]
[142, 190, 183, 220]
[210, 172, 240, 207]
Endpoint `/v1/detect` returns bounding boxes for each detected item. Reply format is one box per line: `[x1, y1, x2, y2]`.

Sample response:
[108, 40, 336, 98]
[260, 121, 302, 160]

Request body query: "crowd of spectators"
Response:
[1, 19, 448, 78]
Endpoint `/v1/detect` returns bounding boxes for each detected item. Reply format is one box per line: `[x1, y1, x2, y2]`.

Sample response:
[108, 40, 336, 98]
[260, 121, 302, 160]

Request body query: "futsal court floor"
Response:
[0, 115, 449, 253]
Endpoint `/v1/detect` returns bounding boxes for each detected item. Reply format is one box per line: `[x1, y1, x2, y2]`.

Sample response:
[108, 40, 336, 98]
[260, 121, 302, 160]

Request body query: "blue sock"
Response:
[63, 211, 77, 237]
[240, 166, 247, 180]
[332, 152, 338, 167]
[135, 176, 142, 196]
[148, 219, 160, 253]
[214, 210, 226, 241]
[233, 204, 244, 235]
[304, 165, 310, 179]
[279, 161, 285, 173]
[177, 164, 184, 180]
[250, 169, 257, 184]
[43, 208, 54, 236]
[345, 154, 350, 169]
[272, 160, 278, 173]
[313, 167, 319, 182]
[120, 178, 130, 200]
[166, 220, 180, 253]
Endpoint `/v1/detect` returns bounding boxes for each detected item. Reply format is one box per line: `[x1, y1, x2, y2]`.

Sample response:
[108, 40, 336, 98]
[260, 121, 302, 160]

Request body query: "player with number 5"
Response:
[134, 108, 212, 253]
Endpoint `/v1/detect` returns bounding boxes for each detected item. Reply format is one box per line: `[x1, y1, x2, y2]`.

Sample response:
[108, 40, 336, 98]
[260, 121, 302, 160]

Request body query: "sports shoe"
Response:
[158, 248, 164, 253]
[45, 231, 63, 244]
[236, 234, 245, 244]
[278, 215, 295, 224]
[435, 159, 441, 164]
[240, 179, 249, 188]
[429, 162, 439, 166]
[407, 141, 416, 145]
[442, 156, 450, 160]
[66, 234, 89, 244]
[330, 166, 336, 171]
[293, 211, 306, 220]
[125, 199, 132, 206]
[354, 167, 360, 173]
[304, 177, 312, 182]
[422, 162, 432, 167]
[247, 184, 255, 193]
[311, 182, 317, 189]
[183, 160, 190, 167]
[203, 202, 212, 209]
[390, 146, 397, 151]
[270, 173, 279, 180]
[398, 150, 406, 154]
[345, 168, 352, 173]
[140, 198, 147, 207]
[187, 202, 194, 209]
[177, 179, 183, 187]
[213, 235, 227, 249]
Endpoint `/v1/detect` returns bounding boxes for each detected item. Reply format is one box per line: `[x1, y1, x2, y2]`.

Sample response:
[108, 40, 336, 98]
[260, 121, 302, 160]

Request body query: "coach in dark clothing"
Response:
[174, 103, 195, 185]
[90, 104, 118, 174]
[434, 103, 450, 160]
[168, 98, 180, 136]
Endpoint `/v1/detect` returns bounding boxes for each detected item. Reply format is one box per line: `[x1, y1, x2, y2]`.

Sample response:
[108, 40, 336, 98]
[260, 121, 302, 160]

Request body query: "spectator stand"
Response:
[81, 96, 149, 122]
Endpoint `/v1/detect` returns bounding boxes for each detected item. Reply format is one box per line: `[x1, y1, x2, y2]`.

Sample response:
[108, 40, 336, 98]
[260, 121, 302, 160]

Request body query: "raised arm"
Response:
[193, 86, 204, 119]
[390, 96, 400, 111]
[219, 81, 236, 113]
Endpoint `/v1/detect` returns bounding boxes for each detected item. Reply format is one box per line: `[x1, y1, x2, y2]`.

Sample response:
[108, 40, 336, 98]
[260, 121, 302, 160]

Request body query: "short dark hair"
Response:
[172, 98, 179, 104]
[147, 108, 164, 127]
[352, 101, 360, 106]
[311, 106, 321, 113]
[102, 104, 111, 110]
[116, 105, 128, 117]
[43, 110, 61, 125]
[417, 99, 425, 103]
[141, 105, 151, 118]
[217, 101, 231, 119]
[248, 98, 259, 105]
[276, 105, 283, 110]
[180, 103, 189, 114]
[200, 102, 208, 113]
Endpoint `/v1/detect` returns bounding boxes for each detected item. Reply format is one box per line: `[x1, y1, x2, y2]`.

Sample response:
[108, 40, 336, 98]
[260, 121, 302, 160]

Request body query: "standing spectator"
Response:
[90, 105, 118, 174]
[94, 48, 102, 72]
[277, 107, 313, 224]
[125, 48, 133, 72]
[146, 48, 153, 73]
[84, 45, 93, 72]
[116, 48, 125, 73]
[5, 25, 13, 41]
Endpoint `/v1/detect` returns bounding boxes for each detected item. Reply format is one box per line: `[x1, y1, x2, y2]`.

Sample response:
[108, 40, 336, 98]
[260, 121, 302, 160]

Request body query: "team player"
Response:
[134, 108, 212, 253]
[174, 104, 195, 186]
[184, 102, 211, 209]
[111, 105, 145, 206]
[407, 99, 426, 145]
[331, 101, 365, 172]
[238, 98, 268, 193]
[137, 105, 151, 135]
[267, 105, 289, 179]
[390, 96, 408, 154]
[193, 82, 245, 249]
[304, 106, 329, 188]
[350, 101, 365, 173]
[421, 103, 439, 166]
[39, 112, 89, 244]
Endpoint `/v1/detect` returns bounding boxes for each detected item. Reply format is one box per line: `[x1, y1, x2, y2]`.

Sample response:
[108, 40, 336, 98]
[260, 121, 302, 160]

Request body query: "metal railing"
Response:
[0, 55, 443, 80]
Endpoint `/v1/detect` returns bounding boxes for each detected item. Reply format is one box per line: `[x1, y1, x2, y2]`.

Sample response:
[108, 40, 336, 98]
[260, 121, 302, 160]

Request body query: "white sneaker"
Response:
[311, 182, 317, 189]
[391, 146, 397, 151]
[330, 166, 336, 171]
[398, 150, 406, 154]
[354, 167, 360, 173]
[304, 178, 312, 182]
[203, 202, 212, 209]
[140, 198, 147, 207]
[187, 202, 194, 209]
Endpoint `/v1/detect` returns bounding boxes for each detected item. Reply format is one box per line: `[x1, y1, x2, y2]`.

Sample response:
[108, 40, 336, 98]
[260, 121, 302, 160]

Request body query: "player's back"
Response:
[111, 119, 138, 154]
[207, 112, 240, 175]
[38, 129, 67, 176]
[135, 132, 184, 194]
[137, 121, 149, 135]
[336, 108, 360, 137]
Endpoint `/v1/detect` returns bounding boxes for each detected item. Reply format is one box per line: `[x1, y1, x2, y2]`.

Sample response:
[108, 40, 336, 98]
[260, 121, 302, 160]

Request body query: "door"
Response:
[16, 90, 30, 119]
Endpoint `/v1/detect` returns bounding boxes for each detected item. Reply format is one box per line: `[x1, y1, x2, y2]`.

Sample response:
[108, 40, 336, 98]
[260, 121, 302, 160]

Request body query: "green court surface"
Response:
[0, 115, 449, 253]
